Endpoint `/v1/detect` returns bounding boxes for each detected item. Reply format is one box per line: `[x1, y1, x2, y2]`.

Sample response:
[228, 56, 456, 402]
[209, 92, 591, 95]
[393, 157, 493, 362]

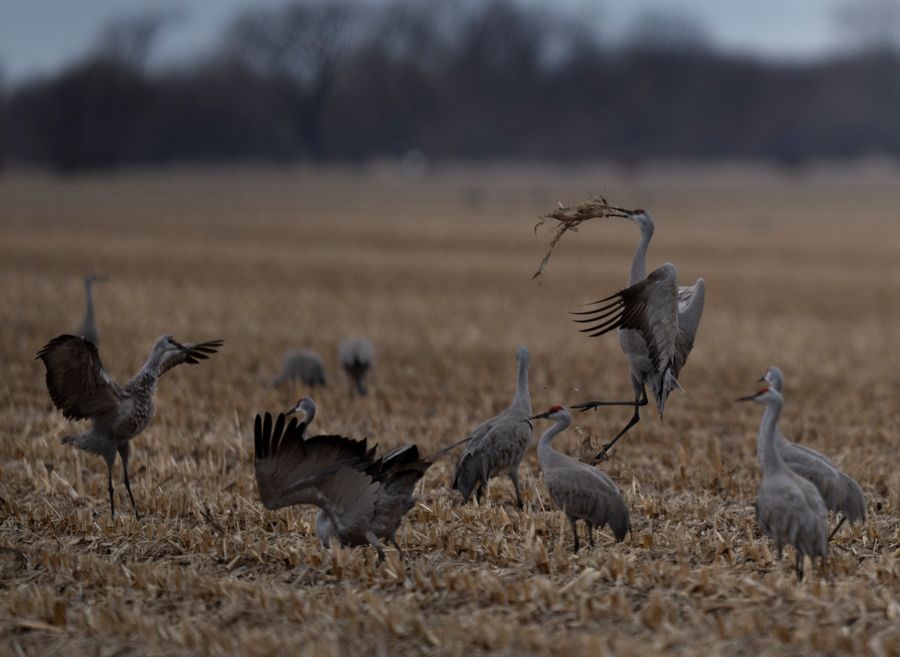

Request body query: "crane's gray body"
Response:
[78, 275, 100, 347]
[745, 387, 827, 578]
[36, 334, 222, 518]
[536, 407, 629, 551]
[273, 349, 327, 387]
[339, 338, 375, 395]
[761, 367, 865, 526]
[254, 409, 430, 560]
[452, 347, 532, 507]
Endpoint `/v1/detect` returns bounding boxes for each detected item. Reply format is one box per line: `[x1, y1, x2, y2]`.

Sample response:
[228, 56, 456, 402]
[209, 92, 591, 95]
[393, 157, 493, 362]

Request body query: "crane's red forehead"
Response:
[549, 404, 564, 412]
[757, 387, 769, 395]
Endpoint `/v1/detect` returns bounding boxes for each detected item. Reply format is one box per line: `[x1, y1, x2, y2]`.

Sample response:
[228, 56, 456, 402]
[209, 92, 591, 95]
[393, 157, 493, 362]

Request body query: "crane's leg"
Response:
[828, 515, 847, 542]
[508, 469, 524, 509]
[587, 522, 595, 548]
[366, 531, 386, 562]
[795, 552, 804, 581]
[107, 469, 116, 520]
[388, 532, 404, 560]
[591, 386, 648, 461]
[117, 443, 140, 519]
[569, 516, 580, 553]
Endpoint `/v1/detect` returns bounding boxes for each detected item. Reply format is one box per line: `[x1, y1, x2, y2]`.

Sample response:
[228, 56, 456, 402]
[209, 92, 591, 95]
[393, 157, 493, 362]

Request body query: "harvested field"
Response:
[0, 163, 898, 656]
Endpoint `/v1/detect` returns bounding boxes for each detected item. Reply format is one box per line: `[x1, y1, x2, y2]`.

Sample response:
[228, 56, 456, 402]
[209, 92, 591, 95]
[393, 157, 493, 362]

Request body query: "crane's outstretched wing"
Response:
[158, 339, 224, 376]
[673, 278, 705, 376]
[253, 412, 374, 512]
[572, 263, 679, 377]
[36, 334, 124, 422]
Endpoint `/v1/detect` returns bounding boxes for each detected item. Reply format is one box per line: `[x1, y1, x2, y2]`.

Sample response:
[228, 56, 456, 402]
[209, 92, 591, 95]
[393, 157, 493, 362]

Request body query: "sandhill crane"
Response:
[452, 346, 532, 508]
[36, 334, 223, 519]
[273, 349, 327, 388]
[78, 274, 104, 347]
[338, 338, 375, 396]
[532, 405, 629, 552]
[572, 209, 705, 460]
[760, 366, 865, 540]
[737, 386, 827, 580]
[286, 396, 317, 437]
[253, 409, 430, 561]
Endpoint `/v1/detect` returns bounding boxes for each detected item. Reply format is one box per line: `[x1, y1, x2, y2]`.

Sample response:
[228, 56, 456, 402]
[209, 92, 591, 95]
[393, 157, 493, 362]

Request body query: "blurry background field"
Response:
[0, 163, 898, 656]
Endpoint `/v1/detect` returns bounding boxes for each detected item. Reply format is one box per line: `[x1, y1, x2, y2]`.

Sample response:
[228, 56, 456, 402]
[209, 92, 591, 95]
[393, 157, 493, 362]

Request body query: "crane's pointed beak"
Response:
[530, 411, 551, 420]
[172, 340, 189, 352]
[735, 394, 757, 402]
[757, 375, 767, 383]
[284, 407, 297, 416]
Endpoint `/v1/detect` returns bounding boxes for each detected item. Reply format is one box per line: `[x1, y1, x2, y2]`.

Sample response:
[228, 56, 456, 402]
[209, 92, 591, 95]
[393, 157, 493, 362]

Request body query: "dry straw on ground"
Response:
[0, 164, 898, 656]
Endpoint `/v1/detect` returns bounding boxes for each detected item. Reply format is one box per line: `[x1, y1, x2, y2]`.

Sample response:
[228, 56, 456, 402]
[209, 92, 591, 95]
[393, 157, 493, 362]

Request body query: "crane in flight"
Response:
[572, 209, 705, 460]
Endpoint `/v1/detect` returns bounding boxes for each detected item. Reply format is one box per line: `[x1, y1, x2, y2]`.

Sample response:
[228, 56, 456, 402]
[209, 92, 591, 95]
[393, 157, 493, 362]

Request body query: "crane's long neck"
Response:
[758, 398, 785, 475]
[537, 415, 571, 466]
[629, 222, 654, 285]
[512, 356, 531, 413]
[83, 280, 95, 324]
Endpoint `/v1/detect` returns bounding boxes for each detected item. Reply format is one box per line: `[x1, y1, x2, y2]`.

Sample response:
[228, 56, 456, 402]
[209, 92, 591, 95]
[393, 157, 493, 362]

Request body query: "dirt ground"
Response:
[0, 162, 898, 656]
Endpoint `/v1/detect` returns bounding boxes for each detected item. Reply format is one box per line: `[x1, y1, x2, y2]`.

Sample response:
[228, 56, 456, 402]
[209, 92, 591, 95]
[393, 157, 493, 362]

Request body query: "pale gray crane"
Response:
[572, 209, 705, 460]
[253, 409, 430, 561]
[737, 385, 827, 580]
[36, 334, 223, 519]
[286, 396, 317, 436]
[78, 274, 104, 347]
[338, 338, 375, 396]
[452, 346, 532, 508]
[273, 349, 327, 388]
[760, 366, 866, 540]
[532, 405, 630, 552]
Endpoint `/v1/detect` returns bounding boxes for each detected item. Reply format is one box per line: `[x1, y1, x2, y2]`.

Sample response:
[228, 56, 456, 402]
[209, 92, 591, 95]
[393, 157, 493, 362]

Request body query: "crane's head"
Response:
[516, 346, 529, 362]
[626, 208, 655, 231]
[735, 386, 782, 405]
[759, 367, 784, 392]
[286, 396, 316, 422]
[531, 404, 569, 421]
[152, 334, 188, 355]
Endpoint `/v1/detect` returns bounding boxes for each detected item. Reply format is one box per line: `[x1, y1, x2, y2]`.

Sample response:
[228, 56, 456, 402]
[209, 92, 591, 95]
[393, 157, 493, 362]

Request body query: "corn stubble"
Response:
[0, 166, 898, 656]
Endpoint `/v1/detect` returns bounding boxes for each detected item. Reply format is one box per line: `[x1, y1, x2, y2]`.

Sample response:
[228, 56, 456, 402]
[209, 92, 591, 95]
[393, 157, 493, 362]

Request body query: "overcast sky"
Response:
[0, 0, 848, 81]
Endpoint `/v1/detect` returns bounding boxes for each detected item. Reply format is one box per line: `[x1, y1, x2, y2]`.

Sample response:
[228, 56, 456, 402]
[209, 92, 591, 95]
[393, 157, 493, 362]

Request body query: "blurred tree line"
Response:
[2, 0, 900, 172]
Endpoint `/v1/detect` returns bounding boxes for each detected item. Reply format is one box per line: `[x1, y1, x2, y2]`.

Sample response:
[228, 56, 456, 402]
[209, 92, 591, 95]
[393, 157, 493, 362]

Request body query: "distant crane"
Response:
[760, 367, 865, 540]
[338, 338, 375, 396]
[452, 347, 532, 508]
[532, 405, 629, 552]
[572, 209, 705, 460]
[253, 408, 430, 561]
[737, 385, 827, 580]
[36, 334, 223, 519]
[273, 349, 327, 388]
[78, 274, 104, 347]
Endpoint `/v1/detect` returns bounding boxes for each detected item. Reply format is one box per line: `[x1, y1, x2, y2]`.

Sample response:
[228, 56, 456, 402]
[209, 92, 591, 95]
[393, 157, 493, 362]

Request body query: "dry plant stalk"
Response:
[532, 196, 632, 279]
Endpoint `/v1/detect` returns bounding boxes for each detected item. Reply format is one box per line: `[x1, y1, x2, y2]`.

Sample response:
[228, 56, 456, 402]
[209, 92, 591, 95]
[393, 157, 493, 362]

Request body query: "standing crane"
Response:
[36, 334, 223, 519]
[737, 385, 827, 580]
[452, 347, 532, 508]
[78, 274, 104, 347]
[572, 209, 705, 460]
[532, 405, 629, 552]
[760, 367, 865, 540]
[273, 349, 327, 388]
[253, 408, 431, 561]
[338, 338, 375, 396]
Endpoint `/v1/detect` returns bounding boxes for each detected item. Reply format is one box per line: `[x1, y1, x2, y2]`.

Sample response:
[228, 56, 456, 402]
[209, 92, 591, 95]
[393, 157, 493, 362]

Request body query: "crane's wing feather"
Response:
[158, 339, 224, 377]
[253, 412, 374, 512]
[573, 263, 679, 376]
[672, 278, 705, 376]
[36, 334, 124, 422]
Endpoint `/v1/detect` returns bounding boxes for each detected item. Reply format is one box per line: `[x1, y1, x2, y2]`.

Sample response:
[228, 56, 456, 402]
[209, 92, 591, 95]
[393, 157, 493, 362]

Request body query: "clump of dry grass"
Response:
[1, 166, 899, 657]
[532, 196, 632, 279]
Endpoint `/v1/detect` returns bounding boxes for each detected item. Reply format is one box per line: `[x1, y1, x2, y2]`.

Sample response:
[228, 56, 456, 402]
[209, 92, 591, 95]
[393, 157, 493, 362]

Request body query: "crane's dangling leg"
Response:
[828, 515, 847, 542]
[388, 532, 404, 560]
[117, 442, 140, 519]
[569, 516, 580, 553]
[587, 522, 595, 548]
[592, 386, 648, 461]
[795, 552, 804, 581]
